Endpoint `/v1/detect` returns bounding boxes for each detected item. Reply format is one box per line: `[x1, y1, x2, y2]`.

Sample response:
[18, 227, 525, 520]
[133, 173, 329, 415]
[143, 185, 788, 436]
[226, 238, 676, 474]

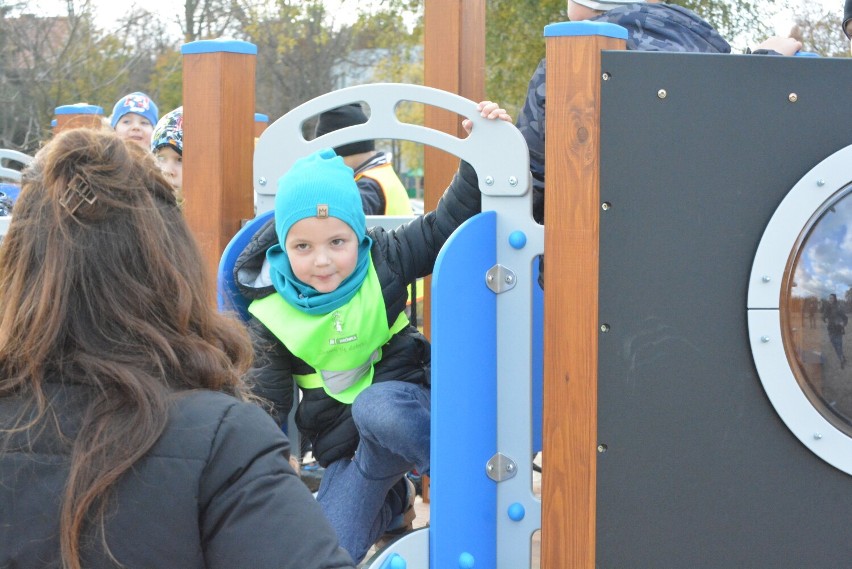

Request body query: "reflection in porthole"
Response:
[783, 183, 852, 437]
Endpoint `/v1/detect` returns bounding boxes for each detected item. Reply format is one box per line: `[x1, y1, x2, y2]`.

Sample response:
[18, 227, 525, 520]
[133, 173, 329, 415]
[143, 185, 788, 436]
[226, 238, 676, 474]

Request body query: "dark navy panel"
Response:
[596, 51, 852, 568]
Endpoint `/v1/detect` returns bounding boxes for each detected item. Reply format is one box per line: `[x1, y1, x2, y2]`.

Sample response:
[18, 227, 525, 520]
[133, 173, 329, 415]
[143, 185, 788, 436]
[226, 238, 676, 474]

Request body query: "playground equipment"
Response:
[543, 23, 852, 569]
[220, 82, 537, 569]
[0, 148, 32, 237]
[218, 21, 852, 567]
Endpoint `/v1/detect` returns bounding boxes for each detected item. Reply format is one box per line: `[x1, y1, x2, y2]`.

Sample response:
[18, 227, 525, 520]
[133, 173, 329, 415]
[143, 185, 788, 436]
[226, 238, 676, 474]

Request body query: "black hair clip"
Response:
[59, 174, 97, 214]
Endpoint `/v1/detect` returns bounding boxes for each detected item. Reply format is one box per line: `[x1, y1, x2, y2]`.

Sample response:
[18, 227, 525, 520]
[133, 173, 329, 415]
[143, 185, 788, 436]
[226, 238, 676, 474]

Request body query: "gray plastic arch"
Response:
[0, 148, 33, 183]
[253, 83, 530, 214]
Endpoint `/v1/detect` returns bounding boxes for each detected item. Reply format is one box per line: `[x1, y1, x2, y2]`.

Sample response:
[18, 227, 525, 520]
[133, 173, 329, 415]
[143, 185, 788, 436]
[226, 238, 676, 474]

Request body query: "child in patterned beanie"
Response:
[151, 107, 183, 203]
[110, 92, 158, 150]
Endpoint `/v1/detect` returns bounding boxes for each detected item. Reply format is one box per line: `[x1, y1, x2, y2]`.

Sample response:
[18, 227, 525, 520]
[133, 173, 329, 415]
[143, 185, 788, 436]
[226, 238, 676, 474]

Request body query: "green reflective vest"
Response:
[249, 261, 409, 404]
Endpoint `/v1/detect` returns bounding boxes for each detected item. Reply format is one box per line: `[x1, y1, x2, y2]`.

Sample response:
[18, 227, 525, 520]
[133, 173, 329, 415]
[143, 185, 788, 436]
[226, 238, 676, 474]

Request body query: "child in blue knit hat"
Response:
[151, 107, 183, 202]
[234, 101, 510, 563]
[110, 92, 158, 150]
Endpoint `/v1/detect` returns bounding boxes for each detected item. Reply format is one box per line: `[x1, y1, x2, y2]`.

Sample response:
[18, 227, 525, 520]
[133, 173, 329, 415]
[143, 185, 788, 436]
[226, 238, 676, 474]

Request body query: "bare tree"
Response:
[788, 1, 850, 57]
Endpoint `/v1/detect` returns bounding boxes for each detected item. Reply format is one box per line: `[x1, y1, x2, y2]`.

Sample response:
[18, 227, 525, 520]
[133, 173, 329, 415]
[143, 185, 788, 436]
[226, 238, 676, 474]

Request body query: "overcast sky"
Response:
[24, 0, 847, 40]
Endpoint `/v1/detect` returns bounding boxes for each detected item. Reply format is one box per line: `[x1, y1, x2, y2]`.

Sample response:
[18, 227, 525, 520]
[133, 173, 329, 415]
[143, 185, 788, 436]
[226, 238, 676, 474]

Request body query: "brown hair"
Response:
[0, 128, 253, 568]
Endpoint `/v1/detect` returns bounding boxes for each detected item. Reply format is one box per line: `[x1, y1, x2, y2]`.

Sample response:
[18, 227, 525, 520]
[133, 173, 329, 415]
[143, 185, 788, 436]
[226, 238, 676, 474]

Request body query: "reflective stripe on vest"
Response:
[356, 163, 412, 216]
[249, 261, 409, 403]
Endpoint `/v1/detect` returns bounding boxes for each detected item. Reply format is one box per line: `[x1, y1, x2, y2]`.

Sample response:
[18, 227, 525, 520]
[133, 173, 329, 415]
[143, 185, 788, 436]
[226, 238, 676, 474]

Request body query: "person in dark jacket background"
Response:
[518, 0, 802, 224]
[844, 0, 852, 44]
[0, 128, 355, 569]
[236, 102, 510, 563]
[314, 103, 413, 216]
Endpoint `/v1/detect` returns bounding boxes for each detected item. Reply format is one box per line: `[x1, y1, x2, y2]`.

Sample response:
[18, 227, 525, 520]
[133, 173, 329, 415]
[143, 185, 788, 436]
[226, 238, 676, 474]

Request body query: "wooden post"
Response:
[541, 22, 625, 569]
[53, 104, 104, 133]
[422, 0, 485, 505]
[180, 39, 257, 302]
[422, 0, 484, 334]
[254, 113, 269, 138]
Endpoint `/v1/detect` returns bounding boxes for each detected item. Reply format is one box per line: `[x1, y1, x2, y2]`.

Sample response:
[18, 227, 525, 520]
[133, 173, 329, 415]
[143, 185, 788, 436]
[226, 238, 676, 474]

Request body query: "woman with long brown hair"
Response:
[0, 128, 355, 569]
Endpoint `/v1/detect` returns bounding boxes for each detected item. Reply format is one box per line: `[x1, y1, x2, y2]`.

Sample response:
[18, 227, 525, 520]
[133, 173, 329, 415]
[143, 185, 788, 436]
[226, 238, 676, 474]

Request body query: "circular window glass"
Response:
[783, 183, 852, 436]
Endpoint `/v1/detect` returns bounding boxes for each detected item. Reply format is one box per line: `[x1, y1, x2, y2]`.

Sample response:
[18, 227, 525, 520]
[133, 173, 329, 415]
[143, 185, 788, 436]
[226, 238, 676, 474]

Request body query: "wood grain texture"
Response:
[423, 0, 484, 341]
[542, 33, 624, 569]
[182, 51, 256, 302]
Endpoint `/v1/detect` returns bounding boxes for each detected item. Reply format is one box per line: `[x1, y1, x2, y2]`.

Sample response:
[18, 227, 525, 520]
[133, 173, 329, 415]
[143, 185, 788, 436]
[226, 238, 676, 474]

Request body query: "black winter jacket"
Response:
[0, 382, 355, 569]
[235, 160, 480, 467]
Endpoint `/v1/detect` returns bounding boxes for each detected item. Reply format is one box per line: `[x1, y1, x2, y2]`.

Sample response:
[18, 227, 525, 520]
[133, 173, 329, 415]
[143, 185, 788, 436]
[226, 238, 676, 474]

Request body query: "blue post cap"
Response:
[255, 113, 269, 123]
[181, 38, 257, 55]
[544, 21, 628, 39]
[54, 103, 104, 115]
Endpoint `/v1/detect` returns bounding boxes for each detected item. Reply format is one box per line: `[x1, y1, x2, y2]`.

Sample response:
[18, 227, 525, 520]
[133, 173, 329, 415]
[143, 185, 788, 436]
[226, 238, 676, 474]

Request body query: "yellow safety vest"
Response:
[248, 262, 409, 404]
[357, 163, 412, 216]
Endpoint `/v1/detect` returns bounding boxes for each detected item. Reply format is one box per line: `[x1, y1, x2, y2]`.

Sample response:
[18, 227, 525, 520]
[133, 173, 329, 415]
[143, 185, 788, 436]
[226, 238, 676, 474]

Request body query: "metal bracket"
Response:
[485, 264, 516, 294]
[486, 453, 518, 482]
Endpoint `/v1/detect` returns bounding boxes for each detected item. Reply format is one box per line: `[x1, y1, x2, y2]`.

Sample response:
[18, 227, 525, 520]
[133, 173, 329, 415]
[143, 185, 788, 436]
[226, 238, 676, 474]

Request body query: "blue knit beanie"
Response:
[110, 92, 159, 129]
[274, 148, 366, 241]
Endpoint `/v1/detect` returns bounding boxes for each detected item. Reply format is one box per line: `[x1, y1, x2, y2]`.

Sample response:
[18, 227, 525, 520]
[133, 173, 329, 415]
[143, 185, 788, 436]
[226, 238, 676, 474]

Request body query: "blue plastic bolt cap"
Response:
[508, 230, 527, 250]
[459, 552, 475, 568]
[508, 502, 526, 521]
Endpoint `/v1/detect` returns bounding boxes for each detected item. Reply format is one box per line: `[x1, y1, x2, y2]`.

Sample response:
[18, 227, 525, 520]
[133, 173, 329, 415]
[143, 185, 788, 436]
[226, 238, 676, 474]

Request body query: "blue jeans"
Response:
[317, 380, 430, 563]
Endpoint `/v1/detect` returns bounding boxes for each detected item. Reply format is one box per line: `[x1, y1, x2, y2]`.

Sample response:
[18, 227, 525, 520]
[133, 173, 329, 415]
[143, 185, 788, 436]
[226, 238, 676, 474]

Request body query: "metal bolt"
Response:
[505, 274, 514, 284]
[597, 444, 608, 453]
[508, 176, 518, 187]
[506, 463, 515, 472]
[258, 177, 267, 186]
[485, 176, 494, 186]
[487, 274, 494, 283]
[601, 202, 611, 211]
[761, 335, 770, 343]
[817, 179, 826, 187]
[788, 93, 798, 103]
[762, 275, 771, 283]
[657, 89, 667, 99]
[602, 72, 611, 81]
[487, 463, 494, 472]
[814, 433, 823, 440]
[600, 324, 610, 333]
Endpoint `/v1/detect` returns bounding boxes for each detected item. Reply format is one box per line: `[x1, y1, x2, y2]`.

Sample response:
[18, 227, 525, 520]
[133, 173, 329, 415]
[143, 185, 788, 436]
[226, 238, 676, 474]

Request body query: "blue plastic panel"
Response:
[181, 39, 258, 55]
[431, 211, 497, 569]
[544, 21, 628, 39]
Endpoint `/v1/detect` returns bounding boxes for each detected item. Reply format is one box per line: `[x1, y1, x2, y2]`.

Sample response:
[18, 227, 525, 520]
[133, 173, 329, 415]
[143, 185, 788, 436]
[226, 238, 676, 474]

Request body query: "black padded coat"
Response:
[0, 381, 355, 569]
[235, 160, 480, 467]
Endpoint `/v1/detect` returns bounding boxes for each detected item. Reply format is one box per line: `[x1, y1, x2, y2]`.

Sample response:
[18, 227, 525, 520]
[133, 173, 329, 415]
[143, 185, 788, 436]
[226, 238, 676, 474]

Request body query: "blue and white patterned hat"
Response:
[151, 107, 183, 155]
[110, 92, 159, 128]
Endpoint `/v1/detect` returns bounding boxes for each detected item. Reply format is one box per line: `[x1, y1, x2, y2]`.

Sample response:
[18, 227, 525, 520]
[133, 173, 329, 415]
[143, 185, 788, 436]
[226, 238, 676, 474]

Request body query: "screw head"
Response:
[788, 93, 798, 103]
[817, 179, 826, 187]
[601, 202, 611, 211]
[602, 72, 611, 81]
[761, 335, 770, 343]
[508, 176, 518, 187]
[657, 89, 667, 99]
[258, 177, 267, 186]
[814, 433, 823, 440]
[485, 176, 494, 186]
[762, 275, 771, 283]
[600, 324, 610, 333]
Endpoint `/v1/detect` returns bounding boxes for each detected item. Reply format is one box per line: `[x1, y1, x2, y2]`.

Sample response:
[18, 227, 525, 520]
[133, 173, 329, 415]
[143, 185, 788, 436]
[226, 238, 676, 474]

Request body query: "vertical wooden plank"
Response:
[181, 40, 257, 303]
[423, 0, 485, 339]
[541, 23, 625, 569]
[53, 104, 104, 133]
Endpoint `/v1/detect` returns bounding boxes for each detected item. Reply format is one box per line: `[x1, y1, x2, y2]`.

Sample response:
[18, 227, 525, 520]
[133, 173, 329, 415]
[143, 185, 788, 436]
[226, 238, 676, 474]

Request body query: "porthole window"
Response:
[782, 184, 852, 437]
[748, 144, 852, 476]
